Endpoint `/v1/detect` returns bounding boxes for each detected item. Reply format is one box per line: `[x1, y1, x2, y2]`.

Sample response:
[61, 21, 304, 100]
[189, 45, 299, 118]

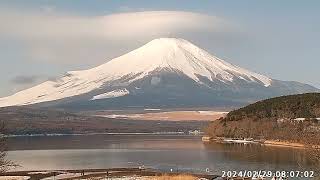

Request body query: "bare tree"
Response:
[0, 121, 16, 173]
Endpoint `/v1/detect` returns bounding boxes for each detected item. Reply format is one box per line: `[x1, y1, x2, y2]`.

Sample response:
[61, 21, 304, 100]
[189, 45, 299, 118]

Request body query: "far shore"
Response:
[4, 132, 193, 138]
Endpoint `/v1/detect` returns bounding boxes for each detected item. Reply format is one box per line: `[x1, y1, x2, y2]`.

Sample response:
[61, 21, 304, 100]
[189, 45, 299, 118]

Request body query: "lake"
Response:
[6, 134, 315, 176]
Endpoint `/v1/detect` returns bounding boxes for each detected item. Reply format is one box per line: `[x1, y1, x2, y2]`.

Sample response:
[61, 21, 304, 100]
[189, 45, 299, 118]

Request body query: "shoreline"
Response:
[4, 132, 196, 138]
[0, 168, 218, 180]
[205, 137, 308, 149]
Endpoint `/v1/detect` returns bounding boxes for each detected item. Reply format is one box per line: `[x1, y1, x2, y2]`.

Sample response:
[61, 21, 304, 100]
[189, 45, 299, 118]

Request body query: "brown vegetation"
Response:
[304, 134, 320, 176]
[206, 118, 319, 144]
[0, 121, 17, 173]
[206, 93, 320, 143]
[120, 111, 227, 121]
[151, 174, 198, 180]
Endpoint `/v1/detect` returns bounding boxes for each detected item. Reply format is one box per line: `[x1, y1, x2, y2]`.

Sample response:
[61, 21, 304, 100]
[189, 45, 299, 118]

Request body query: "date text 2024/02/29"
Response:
[221, 170, 314, 178]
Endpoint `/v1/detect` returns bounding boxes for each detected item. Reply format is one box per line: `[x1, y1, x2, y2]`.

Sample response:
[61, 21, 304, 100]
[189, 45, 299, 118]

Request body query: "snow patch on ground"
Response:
[197, 111, 228, 115]
[98, 114, 142, 119]
[42, 173, 82, 180]
[91, 89, 129, 100]
[28, 171, 49, 175]
[0, 176, 29, 180]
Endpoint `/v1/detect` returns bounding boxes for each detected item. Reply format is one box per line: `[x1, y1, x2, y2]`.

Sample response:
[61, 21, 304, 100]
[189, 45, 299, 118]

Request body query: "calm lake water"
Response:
[6, 135, 316, 176]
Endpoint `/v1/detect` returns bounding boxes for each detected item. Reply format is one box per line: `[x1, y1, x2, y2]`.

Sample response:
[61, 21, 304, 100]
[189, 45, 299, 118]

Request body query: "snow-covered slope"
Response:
[91, 38, 272, 86]
[0, 38, 316, 108]
[91, 89, 129, 100]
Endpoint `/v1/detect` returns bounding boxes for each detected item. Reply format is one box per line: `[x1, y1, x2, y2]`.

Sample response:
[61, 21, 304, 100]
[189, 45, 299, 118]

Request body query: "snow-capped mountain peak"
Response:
[74, 38, 272, 86]
[0, 38, 284, 108]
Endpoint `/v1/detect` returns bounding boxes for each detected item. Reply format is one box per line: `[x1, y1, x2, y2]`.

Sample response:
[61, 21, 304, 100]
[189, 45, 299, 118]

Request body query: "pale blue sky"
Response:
[0, 0, 319, 97]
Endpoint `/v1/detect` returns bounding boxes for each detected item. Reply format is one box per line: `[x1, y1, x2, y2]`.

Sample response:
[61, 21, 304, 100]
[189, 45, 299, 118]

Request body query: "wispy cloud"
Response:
[0, 9, 235, 65]
[1, 10, 229, 39]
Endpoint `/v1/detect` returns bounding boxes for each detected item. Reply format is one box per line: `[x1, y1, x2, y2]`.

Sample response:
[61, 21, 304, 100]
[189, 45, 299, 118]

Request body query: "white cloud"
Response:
[0, 10, 234, 65]
[1, 10, 229, 39]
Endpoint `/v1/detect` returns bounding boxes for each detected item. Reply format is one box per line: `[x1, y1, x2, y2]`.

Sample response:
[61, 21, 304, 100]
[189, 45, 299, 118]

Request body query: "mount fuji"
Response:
[0, 38, 318, 110]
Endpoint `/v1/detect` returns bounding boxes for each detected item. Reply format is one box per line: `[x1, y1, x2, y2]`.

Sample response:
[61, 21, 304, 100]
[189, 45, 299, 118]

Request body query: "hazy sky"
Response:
[0, 0, 319, 97]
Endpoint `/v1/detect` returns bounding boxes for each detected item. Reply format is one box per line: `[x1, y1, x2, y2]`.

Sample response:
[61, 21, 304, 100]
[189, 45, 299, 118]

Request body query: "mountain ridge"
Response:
[0, 38, 318, 109]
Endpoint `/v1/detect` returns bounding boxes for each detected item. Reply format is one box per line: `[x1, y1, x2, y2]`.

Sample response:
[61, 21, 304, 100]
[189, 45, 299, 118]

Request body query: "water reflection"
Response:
[6, 135, 315, 175]
[203, 142, 312, 166]
[6, 134, 204, 150]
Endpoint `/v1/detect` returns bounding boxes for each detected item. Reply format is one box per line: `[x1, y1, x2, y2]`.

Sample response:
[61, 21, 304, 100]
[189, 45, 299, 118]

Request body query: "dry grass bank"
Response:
[264, 140, 305, 148]
[150, 174, 198, 180]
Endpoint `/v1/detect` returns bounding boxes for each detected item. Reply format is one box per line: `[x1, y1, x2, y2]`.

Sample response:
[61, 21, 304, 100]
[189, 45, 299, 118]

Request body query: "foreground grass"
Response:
[151, 174, 198, 180]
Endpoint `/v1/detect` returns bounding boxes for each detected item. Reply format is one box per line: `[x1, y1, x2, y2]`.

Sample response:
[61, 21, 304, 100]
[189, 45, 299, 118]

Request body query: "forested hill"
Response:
[225, 93, 320, 121]
[206, 93, 320, 142]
